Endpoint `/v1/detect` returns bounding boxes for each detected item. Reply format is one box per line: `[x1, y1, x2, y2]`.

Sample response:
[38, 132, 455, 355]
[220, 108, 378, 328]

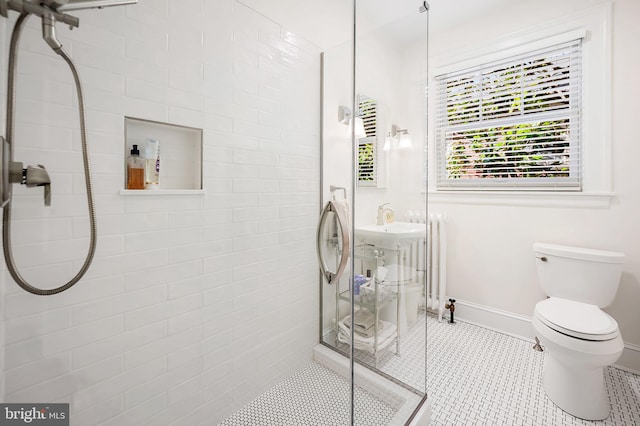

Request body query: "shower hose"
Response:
[3, 13, 97, 295]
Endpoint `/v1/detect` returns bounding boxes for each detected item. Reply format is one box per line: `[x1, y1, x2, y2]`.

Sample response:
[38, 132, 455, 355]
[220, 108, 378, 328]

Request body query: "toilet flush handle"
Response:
[536, 256, 548, 262]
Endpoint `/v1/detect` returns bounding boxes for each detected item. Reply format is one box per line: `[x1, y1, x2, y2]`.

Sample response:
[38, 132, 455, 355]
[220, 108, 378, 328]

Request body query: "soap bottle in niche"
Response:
[127, 144, 145, 190]
[144, 138, 160, 190]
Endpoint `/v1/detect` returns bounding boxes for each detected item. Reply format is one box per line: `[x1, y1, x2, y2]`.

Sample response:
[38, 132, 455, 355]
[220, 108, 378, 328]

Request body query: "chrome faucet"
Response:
[377, 203, 391, 225]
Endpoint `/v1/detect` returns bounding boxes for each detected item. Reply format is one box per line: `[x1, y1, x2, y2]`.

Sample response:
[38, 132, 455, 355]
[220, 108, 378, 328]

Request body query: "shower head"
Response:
[48, 0, 137, 12]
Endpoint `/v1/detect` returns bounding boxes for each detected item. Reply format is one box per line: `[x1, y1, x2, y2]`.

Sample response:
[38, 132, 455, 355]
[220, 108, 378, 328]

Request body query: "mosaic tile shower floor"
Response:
[218, 361, 397, 426]
[220, 312, 640, 425]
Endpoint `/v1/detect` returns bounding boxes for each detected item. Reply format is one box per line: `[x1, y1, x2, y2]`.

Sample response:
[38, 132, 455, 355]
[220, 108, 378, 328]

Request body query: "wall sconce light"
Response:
[338, 105, 351, 125]
[383, 132, 391, 151]
[338, 106, 366, 138]
[397, 129, 412, 149]
[385, 124, 412, 150]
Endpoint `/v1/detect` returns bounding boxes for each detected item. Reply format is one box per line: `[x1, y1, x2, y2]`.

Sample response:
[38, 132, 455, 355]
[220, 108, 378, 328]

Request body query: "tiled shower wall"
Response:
[1, 0, 321, 424]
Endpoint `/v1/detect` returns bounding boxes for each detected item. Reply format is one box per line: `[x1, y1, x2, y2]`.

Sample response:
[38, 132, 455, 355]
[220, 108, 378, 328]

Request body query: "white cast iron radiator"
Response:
[407, 211, 447, 322]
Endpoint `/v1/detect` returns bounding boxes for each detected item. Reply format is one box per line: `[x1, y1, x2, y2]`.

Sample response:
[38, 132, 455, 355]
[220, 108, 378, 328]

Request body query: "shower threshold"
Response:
[314, 344, 430, 426]
[219, 345, 430, 425]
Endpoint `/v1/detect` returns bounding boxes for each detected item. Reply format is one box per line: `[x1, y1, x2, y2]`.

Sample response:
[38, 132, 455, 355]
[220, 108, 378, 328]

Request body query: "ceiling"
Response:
[240, 0, 517, 50]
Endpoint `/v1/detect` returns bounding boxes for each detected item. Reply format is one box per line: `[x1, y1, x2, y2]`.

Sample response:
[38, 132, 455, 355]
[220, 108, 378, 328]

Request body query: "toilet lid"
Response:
[535, 297, 619, 341]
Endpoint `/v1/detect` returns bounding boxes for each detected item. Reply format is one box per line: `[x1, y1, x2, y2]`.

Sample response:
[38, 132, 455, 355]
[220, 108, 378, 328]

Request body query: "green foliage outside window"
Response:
[443, 55, 576, 182]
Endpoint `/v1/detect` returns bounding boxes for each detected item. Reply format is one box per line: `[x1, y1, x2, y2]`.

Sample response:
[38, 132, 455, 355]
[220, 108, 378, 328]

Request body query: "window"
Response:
[357, 95, 378, 187]
[435, 39, 582, 191]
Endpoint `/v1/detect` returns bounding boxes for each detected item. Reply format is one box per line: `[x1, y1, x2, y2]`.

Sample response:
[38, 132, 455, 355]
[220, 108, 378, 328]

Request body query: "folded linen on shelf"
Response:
[353, 310, 375, 330]
[342, 315, 378, 338]
[337, 317, 397, 354]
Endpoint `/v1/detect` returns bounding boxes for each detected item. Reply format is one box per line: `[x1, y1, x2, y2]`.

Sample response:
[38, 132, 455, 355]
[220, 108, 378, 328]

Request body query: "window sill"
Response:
[427, 190, 614, 209]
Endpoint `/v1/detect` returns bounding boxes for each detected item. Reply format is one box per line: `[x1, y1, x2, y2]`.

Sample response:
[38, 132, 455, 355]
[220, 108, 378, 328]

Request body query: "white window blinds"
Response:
[357, 95, 378, 187]
[435, 39, 582, 190]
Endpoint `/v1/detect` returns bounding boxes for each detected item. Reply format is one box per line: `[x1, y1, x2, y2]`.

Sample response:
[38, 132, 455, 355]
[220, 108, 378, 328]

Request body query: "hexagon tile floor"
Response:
[218, 361, 397, 426]
[219, 312, 640, 425]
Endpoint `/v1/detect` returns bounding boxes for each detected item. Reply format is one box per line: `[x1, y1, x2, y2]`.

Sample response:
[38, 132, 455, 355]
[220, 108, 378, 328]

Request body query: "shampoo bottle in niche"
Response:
[127, 144, 145, 190]
[144, 138, 160, 190]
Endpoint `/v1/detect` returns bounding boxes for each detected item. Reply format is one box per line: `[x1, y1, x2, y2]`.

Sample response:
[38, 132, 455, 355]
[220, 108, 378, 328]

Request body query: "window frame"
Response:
[435, 35, 584, 192]
[427, 6, 614, 208]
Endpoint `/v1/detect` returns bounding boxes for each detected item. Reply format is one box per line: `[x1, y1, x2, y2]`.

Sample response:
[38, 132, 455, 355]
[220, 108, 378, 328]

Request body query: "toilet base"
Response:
[543, 353, 610, 420]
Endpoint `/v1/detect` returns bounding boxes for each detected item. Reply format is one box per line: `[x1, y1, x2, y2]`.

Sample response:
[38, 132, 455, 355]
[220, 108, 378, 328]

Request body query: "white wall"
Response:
[427, 0, 640, 370]
[351, 28, 403, 225]
[1, 0, 322, 423]
[352, 12, 429, 226]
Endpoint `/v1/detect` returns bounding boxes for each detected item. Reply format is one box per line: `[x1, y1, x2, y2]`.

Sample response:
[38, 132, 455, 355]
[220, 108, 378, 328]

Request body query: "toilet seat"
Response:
[534, 297, 619, 341]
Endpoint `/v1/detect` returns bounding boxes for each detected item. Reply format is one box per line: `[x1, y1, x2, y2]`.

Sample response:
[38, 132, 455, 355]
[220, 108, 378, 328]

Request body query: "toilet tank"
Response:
[533, 242, 624, 307]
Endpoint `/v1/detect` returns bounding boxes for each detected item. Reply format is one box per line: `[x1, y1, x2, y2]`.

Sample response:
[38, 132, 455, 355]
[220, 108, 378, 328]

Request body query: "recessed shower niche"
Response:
[122, 116, 203, 194]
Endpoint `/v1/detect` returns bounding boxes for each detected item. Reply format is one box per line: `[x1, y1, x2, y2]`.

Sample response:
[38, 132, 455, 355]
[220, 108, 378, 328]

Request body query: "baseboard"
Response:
[453, 299, 640, 375]
[615, 343, 640, 375]
[453, 299, 535, 342]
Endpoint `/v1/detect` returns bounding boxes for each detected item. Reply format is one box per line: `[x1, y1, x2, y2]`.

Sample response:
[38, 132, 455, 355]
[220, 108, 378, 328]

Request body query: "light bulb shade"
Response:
[383, 135, 391, 151]
[355, 118, 366, 138]
[397, 132, 412, 149]
[346, 117, 367, 138]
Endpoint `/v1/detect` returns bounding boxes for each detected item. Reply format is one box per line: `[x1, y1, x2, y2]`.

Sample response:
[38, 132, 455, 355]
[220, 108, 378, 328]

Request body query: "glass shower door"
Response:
[320, 1, 430, 424]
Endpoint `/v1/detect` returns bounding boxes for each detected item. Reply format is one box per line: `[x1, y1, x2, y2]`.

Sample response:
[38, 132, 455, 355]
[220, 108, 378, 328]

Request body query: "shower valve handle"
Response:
[42, 183, 51, 206]
[25, 164, 51, 206]
[24, 164, 50, 186]
[9, 163, 52, 206]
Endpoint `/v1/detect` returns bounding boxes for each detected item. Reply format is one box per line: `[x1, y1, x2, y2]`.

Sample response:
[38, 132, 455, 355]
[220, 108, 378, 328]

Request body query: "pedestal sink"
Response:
[355, 221, 426, 249]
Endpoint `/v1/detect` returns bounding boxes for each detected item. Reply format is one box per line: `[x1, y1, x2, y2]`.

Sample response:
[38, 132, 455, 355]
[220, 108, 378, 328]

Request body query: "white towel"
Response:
[330, 199, 351, 239]
[337, 318, 397, 354]
[355, 310, 375, 330]
[342, 314, 378, 338]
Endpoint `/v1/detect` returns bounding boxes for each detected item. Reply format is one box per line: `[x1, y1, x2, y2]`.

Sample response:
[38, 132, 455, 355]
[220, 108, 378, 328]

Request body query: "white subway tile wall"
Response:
[1, 0, 321, 423]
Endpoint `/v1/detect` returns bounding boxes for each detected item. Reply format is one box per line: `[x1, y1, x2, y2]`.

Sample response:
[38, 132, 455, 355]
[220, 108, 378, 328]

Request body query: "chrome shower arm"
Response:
[0, 0, 79, 27]
[55, 0, 137, 12]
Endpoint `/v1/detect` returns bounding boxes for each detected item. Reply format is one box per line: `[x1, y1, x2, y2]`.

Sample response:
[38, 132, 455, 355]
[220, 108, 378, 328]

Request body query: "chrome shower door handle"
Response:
[316, 200, 350, 285]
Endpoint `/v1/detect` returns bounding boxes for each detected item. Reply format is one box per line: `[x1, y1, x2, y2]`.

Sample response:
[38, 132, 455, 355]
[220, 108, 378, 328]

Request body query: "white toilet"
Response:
[532, 242, 625, 421]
